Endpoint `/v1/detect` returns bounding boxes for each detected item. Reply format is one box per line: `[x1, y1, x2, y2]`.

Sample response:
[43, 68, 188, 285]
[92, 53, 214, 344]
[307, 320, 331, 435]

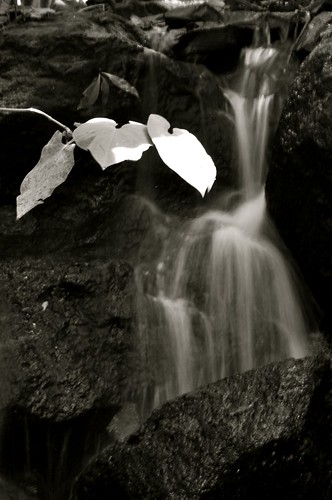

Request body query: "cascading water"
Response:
[136, 42, 313, 419]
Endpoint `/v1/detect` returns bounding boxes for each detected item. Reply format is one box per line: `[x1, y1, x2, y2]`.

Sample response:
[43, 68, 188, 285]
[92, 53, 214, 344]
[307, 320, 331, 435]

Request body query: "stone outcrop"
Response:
[0, 258, 136, 421]
[266, 33, 332, 337]
[0, 477, 37, 500]
[73, 356, 332, 499]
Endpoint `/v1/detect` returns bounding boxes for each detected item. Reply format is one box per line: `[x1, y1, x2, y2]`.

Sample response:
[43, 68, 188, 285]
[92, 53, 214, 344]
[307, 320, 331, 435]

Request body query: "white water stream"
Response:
[136, 45, 312, 418]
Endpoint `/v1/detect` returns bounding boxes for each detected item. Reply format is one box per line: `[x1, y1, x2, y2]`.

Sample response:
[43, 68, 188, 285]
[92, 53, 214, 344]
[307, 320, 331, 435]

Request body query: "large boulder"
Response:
[0, 477, 37, 500]
[0, 192, 170, 498]
[0, 255, 138, 498]
[266, 34, 332, 337]
[73, 356, 332, 499]
[0, 258, 136, 421]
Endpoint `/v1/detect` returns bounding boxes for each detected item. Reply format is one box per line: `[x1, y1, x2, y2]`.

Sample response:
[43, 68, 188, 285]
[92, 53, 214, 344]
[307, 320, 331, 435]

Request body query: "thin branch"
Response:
[292, 10, 311, 51]
[0, 107, 72, 135]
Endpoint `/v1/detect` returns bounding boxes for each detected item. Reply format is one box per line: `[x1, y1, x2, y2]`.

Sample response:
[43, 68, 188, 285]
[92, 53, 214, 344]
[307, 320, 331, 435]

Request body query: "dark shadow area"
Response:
[0, 406, 116, 500]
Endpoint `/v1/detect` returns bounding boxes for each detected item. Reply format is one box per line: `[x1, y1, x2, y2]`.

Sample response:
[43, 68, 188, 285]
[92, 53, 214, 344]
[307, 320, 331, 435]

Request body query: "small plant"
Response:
[0, 107, 217, 219]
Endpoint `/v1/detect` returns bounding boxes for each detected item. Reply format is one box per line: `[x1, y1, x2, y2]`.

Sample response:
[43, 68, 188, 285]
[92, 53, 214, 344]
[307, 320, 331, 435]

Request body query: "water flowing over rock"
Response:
[135, 44, 313, 419]
[73, 356, 332, 500]
[136, 192, 312, 418]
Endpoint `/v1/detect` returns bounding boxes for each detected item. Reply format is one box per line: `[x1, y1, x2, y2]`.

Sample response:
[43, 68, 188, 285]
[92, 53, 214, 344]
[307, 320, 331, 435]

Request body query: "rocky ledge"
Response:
[73, 355, 332, 499]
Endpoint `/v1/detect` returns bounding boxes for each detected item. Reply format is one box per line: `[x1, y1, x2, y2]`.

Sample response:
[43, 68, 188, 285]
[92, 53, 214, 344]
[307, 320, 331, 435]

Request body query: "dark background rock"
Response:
[73, 356, 332, 499]
[164, 3, 224, 29]
[0, 9, 232, 495]
[0, 476, 37, 500]
[0, 4, 232, 430]
[0, 258, 136, 420]
[114, 0, 168, 18]
[173, 24, 253, 72]
[0, 255, 140, 499]
[266, 35, 332, 338]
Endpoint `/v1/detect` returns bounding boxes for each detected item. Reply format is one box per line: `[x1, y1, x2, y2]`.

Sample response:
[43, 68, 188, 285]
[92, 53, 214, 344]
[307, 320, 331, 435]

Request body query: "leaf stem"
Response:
[0, 107, 72, 135]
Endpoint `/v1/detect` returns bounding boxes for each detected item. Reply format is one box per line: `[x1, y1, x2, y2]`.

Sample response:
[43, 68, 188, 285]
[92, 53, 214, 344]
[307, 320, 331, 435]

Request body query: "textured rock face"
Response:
[0, 7, 230, 418]
[0, 258, 136, 420]
[0, 9, 230, 493]
[73, 356, 332, 499]
[0, 477, 37, 500]
[0, 190, 171, 419]
[266, 35, 332, 337]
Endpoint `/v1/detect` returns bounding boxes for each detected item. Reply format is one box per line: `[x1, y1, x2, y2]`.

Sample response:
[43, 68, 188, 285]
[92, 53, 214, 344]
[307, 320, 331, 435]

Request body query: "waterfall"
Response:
[136, 44, 312, 419]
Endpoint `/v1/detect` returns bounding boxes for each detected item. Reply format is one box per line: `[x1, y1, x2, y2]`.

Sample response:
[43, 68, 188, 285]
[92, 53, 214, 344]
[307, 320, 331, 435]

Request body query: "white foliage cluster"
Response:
[17, 114, 217, 219]
[147, 114, 216, 197]
[72, 118, 152, 169]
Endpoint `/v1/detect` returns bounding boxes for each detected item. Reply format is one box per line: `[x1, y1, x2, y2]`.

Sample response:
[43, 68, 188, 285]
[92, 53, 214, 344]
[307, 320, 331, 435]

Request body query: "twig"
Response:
[0, 107, 72, 135]
[292, 10, 311, 51]
[79, 4, 105, 12]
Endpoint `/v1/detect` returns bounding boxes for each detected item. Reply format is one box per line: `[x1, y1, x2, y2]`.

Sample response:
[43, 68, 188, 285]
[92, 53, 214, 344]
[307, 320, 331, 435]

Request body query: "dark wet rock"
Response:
[0, 476, 37, 500]
[0, 406, 114, 500]
[146, 24, 187, 54]
[0, 194, 166, 495]
[73, 356, 332, 499]
[0, 159, 171, 260]
[266, 34, 332, 338]
[0, 8, 231, 425]
[169, 9, 310, 72]
[167, 11, 264, 72]
[0, 11, 146, 112]
[225, 0, 326, 12]
[164, 3, 224, 29]
[224, 0, 265, 11]
[173, 23, 253, 72]
[0, 258, 137, 420]
[0, 255, 137, 496]
[114, 0, 168, 19]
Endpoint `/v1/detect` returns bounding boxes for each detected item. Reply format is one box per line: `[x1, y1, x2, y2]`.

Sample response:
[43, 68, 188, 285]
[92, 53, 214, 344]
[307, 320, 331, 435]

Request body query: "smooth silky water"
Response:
[136, 43, 314, 419]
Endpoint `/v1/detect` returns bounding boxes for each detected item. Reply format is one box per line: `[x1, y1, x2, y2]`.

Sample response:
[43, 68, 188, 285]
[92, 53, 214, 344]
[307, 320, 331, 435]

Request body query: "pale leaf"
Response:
[16, 131, 75, 219]
[73, 118, 152, 169]
[147, 114, 216, 196]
